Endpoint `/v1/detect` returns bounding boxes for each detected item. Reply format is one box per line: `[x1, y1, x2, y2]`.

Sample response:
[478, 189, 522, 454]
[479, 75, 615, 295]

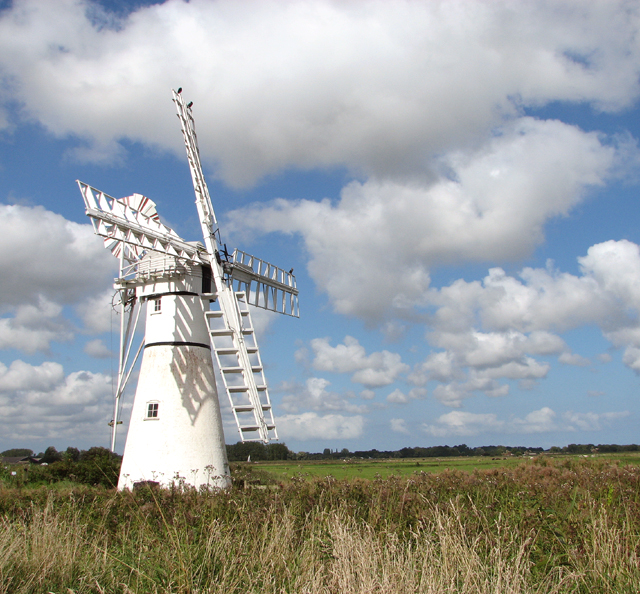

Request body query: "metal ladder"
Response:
[205, 292, 277, 442]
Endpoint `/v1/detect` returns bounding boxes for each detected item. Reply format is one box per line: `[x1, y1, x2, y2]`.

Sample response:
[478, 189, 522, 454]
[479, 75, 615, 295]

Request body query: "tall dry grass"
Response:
[1, 457, 639, 593]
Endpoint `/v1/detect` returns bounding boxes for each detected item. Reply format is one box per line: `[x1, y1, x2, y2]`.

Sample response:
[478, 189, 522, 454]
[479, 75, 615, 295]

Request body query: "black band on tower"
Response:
[144, 291, 200, 300]
[144, 341, 211, 350]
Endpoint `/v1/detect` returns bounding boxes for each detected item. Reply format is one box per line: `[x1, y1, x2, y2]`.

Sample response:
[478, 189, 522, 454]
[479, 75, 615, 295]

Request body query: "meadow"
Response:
[2, 455, 640, 593]
[246, 453, 579, 482]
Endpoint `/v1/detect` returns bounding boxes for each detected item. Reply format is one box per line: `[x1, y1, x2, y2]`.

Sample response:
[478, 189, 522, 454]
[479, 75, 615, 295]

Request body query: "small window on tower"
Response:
[146, 402, 159, 419]
[153, 298, 161, 313]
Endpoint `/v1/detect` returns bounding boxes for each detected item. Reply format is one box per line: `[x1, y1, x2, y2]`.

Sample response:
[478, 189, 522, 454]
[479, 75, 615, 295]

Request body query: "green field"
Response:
[4, 456, 640, 592]
[245, 452, 640, 482]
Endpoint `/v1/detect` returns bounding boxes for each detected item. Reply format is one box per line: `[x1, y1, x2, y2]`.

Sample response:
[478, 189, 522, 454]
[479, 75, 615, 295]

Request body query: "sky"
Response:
[1, 0, 640, 454]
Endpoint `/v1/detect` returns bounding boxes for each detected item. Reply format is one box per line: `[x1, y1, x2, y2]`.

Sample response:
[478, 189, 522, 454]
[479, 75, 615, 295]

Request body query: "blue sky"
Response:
[1, 0, 640, 454]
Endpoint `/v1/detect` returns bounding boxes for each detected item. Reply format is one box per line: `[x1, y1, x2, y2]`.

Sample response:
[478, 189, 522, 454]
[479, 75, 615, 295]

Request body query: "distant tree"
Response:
[455, 444, 472, 456]
[564, 443, 593, 455]
[226, 441, 270, 462]
[64, 447, 80, 462]
[266, 443, 291, 460]
[75, 447, 121, 487]
[79, 446, 116, 462]
[322, 448, 331, 457]
[1, 448, 33, 457]
[41, 446, 63, 464]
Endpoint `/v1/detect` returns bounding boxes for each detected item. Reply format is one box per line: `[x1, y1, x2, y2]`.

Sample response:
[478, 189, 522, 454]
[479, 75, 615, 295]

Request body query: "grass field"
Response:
[2, 455, 640, 593]
[247, 452, 640, 482]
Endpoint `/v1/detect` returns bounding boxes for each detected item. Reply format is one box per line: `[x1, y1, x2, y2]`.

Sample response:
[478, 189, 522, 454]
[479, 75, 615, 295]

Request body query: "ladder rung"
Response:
[219, 365, 262, 373]
[210, 329, 233, 336]
[231, 401, 272, 410]
[214, 346, 258, 355]
[228, 385, 267, 392]
[240, 424, 276, 432]
[205, 311, 224, 318]
[216, 347, 238, 355]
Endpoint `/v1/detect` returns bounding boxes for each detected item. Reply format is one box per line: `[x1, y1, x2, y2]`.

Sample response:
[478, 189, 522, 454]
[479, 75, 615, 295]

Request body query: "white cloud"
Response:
[0, 205, 117, 357]
[0, 359, 112, 445]
[415, 240, 640, 402]
[309, 336, 408, 388]
[431, 266, 609, 335]
[0, 205, 116, 309]
[0, 1, 635, 326]
[0, 360, 64, 393]
[409, 351, 459, 385]
[421, 406, 629, 438]
[558, 352, 591, 367]
[579, 239, 640, 307]
[563, 410, 630, 432]
[390, 418, 409, 435]
[360, 389, 375, 400]
[512, 407, 558, 434]
[280, 377, 368, 414]
[423, 411, 504, 437]
[432, 377, 510, 408]
[622, 347, 640, 372]
[0, 296, 73, 354]
[411, 330, 553, 406]
[1, 1, 638, 181]
[386, 387, 426, 405]
[387, 389, 409, 404]
[230, 119, 617, 319]
[76, 289, 116, 335]
[276, 412, 364, 441]
[83, 338, 112, 359]
[481, 358, 550, 381]
[381, 321, 407, 342]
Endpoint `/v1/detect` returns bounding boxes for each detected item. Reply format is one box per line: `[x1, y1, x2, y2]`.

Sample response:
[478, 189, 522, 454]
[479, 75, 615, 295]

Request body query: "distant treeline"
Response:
[1, 446, 121, 488]
[4, 442, 640, 468]
[224, 442, 640, 461]
[226, 442, 291, 461]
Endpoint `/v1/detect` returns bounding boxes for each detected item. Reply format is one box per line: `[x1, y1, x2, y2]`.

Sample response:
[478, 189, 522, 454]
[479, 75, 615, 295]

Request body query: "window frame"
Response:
[145, 401, 160, 420]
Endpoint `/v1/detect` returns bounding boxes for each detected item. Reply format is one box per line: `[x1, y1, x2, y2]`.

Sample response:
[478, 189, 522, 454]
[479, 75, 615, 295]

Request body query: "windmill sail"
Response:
[173, 88, 296, 443]
[228, 250, 299, 317]
[79, 181, 205, 265]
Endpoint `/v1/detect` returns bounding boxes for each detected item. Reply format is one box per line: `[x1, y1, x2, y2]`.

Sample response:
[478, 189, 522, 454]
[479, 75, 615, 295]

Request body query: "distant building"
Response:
[1, 456, 42, 465]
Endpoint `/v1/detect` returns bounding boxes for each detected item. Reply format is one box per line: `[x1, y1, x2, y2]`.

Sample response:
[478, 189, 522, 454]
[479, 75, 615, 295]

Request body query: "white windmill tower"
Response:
[78, 89, 299, 490]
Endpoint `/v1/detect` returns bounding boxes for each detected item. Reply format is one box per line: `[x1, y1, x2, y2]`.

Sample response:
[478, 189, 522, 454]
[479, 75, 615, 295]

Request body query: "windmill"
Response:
[78, 89, 299, 490]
